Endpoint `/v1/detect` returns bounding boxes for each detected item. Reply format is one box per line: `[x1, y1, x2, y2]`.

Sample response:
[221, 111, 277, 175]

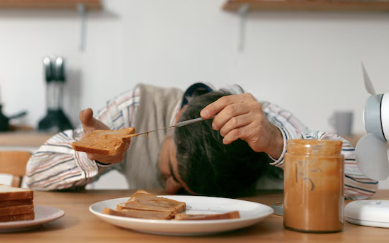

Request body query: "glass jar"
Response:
[284, 139, 344, 233]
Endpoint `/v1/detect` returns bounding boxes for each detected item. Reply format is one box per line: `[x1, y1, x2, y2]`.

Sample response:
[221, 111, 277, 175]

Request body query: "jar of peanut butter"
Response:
[284, 139, 344, 233]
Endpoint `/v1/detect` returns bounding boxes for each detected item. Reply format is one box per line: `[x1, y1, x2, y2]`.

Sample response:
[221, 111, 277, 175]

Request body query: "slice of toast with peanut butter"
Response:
[174, 211, 240, 220]
[103, 208, 174, 220]
[103, 190, 186, 220]
[120, 190, 186, 214]
[103, 190, 241, 221]
[71, 127, 135, 156]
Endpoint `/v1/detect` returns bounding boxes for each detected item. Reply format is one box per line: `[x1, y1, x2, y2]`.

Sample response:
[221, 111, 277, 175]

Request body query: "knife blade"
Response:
[124, 117, 212, 139]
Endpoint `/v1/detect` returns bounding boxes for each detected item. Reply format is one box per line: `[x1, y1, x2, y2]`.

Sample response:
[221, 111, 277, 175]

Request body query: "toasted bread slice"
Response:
[0, 185, 33, 201]
[174, 211, 241, 220]
[123, 190, 186, 214]
[71, 127, 135, 156]
[0, 205, 34, 216]
[0, 199, 33, 208]
[0, 212, 34, 222]
[116, 202, 128, 211]
[103, 207, 173, 219]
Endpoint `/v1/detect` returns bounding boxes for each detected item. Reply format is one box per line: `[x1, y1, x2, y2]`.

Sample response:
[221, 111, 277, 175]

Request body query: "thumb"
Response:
[79, 108, 110, 133]
[79, 108, 96, 130]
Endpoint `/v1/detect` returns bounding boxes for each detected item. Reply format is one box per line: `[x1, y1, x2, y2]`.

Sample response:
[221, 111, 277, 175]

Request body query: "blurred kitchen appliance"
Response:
[0, 85, 28, 131]
[0, 105, 27, 131]
[344, 63, 389, 229]
[38, 56, 73, 132]
[355, 63, 389, 181]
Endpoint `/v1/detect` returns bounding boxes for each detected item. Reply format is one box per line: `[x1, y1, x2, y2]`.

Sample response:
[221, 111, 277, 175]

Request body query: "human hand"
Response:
[200, 93, 284, 159]
[79, 108, 129, 163]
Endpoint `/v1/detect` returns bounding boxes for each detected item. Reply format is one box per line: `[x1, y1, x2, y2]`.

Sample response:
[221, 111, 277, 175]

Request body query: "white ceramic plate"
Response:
[89, 195, 273, 236]
[0, 205, 65, 233]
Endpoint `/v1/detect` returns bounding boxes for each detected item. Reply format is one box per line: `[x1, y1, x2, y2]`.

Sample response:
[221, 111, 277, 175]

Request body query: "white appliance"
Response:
[345, 63, 389, 228]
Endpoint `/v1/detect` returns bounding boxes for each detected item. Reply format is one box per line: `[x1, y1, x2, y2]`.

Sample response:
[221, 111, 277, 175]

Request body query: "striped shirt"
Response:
[26, 85, 378, 199]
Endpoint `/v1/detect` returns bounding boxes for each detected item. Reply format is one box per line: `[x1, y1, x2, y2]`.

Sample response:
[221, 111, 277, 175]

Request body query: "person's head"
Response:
[158, 90, 279, 197]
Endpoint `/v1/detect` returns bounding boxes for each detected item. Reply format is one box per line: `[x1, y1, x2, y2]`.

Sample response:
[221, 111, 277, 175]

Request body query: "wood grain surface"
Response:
[2, 189, 389, 242]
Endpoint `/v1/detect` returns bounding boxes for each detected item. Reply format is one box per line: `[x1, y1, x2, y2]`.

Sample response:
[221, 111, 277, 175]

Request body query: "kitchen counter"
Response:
[0, 131, 54, 147]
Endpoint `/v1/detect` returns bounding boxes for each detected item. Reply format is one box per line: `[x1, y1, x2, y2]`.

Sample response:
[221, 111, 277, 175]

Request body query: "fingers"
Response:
[212, 94, 259, 132]
[201, 95, 246, 119]
[87, 151, 126, 164]
[200, 93, 282, 155]
[219, 113, 252, 137]
[212, 103, 251, 130]
[222, 121, 259, 145]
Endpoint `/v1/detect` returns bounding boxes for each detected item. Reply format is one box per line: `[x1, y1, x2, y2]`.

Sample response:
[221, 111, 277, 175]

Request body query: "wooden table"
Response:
[3, 190, 389, 243]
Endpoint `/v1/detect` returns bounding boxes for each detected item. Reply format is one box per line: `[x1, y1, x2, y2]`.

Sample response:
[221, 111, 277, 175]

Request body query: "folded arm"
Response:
[26, 129, 99, 190]
[26, 87, 140, 191]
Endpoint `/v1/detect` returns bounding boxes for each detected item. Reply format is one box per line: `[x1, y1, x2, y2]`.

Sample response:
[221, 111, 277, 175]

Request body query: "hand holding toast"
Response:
[80, 108, 110, 134]
[74, 108, 132, 164]
[200, 93, 284, 159]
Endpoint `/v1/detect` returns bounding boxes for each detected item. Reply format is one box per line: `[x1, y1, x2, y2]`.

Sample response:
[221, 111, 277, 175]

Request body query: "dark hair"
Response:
[174, 90, 280, 198]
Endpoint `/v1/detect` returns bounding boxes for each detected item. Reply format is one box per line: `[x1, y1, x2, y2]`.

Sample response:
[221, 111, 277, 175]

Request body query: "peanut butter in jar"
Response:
[284, 139, 344, 233]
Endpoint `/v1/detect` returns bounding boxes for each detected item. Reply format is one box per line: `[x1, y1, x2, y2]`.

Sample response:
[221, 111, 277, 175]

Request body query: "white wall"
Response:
[1, 0, 389, 189]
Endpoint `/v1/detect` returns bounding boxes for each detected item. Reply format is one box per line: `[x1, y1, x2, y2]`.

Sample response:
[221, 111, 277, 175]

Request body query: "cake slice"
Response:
[0, 185, 33, 201]
[71, 127, 135, 156]
[103, 208, 174, 219]
[0, 213, 35, 222]
[121, 190, 186, 214]
[174, 211, 241, 220]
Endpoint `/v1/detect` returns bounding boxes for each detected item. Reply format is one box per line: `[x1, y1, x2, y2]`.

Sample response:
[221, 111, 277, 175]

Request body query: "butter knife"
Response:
[124, 117, 212, 138]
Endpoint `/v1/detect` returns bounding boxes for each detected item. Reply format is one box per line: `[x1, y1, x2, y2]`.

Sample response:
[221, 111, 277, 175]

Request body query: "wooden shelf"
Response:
[223, 0, 389, 12]
[0, 0, 102, 11]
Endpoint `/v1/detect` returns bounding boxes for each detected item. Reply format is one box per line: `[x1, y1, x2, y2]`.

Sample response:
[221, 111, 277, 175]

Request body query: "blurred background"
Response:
[1, 0, 389, 189]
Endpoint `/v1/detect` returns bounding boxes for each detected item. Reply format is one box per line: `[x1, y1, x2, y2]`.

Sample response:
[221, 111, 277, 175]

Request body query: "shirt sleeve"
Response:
[262, 102, 378, 200]
[26, 87, 140, 191]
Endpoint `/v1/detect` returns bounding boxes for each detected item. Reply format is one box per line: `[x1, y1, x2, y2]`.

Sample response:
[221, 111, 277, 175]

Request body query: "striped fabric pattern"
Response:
[262, 102, 378, 200]
[26, 87, 141, 190]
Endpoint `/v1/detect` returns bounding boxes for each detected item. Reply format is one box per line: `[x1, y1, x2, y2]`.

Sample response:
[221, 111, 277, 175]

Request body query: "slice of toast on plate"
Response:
[102, 190, 241, 221]
[174, 211, 241, 220]
[122, 190, 186, 214]
[103, 208, 174, 219]
[71, 127, 135, 156]
[0, 185, 35, 222]
[0, 213, 35, 222]
[0, 185, 33, 201]
[0, 199, 33, 208]
[0, 205, 34, 216]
